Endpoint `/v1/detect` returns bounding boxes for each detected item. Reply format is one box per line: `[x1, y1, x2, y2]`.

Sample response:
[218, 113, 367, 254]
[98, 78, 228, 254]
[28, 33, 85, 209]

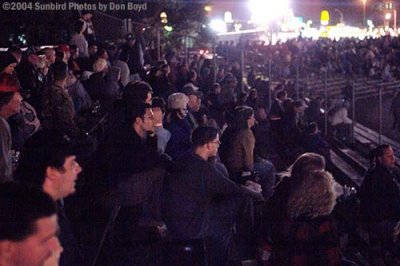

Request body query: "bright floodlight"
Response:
[209, 19, 227, 33]
[249, 0, 290, 24]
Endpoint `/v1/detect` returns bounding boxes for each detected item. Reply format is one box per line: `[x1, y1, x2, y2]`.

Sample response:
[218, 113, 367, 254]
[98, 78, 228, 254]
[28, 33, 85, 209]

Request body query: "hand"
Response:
[244, 180, 262, 194]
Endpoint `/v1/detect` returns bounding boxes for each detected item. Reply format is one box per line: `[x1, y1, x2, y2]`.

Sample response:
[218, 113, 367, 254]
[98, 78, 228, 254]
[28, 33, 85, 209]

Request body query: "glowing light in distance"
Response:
[249, 0, 289, 24]
[209, 19, 227, 33]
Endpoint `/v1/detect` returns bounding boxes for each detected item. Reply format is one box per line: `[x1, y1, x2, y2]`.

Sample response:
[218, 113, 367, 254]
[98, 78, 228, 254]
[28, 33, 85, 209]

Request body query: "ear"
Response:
[135, 116, 142, 125]
[45, 166, 61, 181]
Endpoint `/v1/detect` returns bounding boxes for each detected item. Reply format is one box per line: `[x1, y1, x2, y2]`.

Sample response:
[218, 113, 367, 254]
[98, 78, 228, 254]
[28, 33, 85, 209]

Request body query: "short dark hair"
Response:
[0, 91, 16, 109]
[123, 81, 152, 107]
[231, 105, 254, 129]
[0, 182, 57, 241]
[7, 45, 22, 56]
[51, 61, 68, 81]
[125, 102, 152, 124]
[152, 97, 166, 113]
[73, 20, 85, 34]
[276, 90, 287, 99]
[191, 126, 219, 147]
[370, 144, 391, 166]
[15, 130, 74, 189]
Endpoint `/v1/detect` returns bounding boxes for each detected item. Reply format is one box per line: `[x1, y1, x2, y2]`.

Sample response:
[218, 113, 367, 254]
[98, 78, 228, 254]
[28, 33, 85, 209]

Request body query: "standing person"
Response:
[0, 73, 22, 183]
[79, 11, 96, 45]
[70, 20, 89, 58]
[15, 130, 84, 266]
[120, 29, 146, 79]
[0, 183, 62, 266]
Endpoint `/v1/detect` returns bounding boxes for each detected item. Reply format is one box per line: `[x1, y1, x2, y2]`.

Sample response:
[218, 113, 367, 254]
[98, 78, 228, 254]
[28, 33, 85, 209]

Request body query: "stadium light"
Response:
[249, 0, 289, 24]
[209, 19, 227, 33]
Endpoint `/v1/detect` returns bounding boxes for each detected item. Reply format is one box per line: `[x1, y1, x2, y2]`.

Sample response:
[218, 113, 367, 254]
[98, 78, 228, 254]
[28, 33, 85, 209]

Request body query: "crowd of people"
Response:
[1, 13, 400, 266]
[218, 35, 400, 81]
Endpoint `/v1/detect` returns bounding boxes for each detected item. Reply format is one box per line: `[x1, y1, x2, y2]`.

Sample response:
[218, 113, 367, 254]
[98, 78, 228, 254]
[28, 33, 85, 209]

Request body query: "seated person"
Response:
[220, 105, 275, 200]
[271, 170, 341, 265]
[302, 122, 331, 162]
[359, 145, 400, 241]
[97, 102, 166, 243]
[163, 126, 263, 265]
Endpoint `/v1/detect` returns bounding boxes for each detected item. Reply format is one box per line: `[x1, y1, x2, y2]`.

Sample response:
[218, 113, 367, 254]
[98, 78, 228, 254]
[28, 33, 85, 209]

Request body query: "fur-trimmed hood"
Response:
[287, 170, 338, 219]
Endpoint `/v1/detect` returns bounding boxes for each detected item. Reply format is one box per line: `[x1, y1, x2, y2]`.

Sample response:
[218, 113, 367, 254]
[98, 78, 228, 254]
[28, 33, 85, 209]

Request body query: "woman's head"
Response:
[287, 170, 338, 219]
[289, 152, 326, 181]
[231, 105, 255, 130]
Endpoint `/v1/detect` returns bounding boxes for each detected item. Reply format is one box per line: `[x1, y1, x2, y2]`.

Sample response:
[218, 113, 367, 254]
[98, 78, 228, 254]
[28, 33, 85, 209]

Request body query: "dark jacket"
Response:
[165, 118, 192, 160]
[359, 164, 400, 229]
[99, 122, 162, 185]
[163, 152, 261, 239]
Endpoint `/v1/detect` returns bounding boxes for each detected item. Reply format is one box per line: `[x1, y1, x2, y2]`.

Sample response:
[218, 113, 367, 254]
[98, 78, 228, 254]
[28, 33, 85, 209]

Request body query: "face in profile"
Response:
[379, 147, 396, 169]
[54, 155, 82, 199]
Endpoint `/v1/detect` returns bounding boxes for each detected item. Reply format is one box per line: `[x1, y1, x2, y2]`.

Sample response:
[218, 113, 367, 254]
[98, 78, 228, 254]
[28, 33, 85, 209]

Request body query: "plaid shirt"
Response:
[271, 215, 341, 266]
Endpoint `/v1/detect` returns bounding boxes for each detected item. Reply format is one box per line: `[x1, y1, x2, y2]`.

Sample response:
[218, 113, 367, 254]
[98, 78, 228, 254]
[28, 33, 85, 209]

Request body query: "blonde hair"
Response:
[287, 170, 338, 219]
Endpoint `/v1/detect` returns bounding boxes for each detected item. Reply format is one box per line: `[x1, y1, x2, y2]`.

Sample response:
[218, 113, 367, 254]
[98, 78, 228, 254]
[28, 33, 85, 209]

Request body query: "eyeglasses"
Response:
[211, 140, 221, 145]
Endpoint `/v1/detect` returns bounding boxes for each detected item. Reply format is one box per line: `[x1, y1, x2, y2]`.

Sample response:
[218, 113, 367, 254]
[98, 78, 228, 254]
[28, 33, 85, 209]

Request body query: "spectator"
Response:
[84, 58, 120, 113]
[273, 170, 341, 265]
[329, 100, 352, 144]
[41, 61, 77, 138]
[261, 153, 326, 252]
[97, 102, 166, 245]
[165, 92, 192, 160]
[70, 20, 89, 58]
[303, 122, 331, 161]
[163, 126, 263, 265]
[220, 105, 276, 200]
[0, 73, 22, 183]
[181, 84, 203, 129]
[0, 183, 62, 266]
[15, 129, 83, 266]
[152, 97, 171, 154]
[359, 145, 400, 242]
[79, 11, 96, 45]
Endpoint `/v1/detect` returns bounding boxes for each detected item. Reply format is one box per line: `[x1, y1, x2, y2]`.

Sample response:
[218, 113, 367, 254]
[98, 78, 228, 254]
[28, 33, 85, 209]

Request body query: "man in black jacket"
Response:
[359, 144, 400, 240]
[163, 126, 263, 265]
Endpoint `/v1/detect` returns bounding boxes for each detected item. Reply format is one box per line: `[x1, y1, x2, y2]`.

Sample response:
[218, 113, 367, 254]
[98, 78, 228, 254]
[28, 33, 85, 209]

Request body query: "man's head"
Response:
[15, 130, 82, 200]
[130, 102, 154, 137]
[7, 46, 22, 64]
[0, 183, 60, 266]
[182, 85, 202, 112]
[276, 90, 287, 101]
[82, 11, 93, 21]
[42, 48, 56, 66]
[374, 144, 395, 169]
[51, 61, 68, 83]
[192, 126, 220, 158]
[123, 81, 153, 108]
[0, 73, 22, 119]
[151, 97, 166, 126]
[0, 53, 18, 75]
[56, 44, 70, 62]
